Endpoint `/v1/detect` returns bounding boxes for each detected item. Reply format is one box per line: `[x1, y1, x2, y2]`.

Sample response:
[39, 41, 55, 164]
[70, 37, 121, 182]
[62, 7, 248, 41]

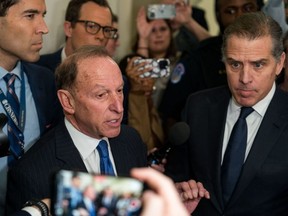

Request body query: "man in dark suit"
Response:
[6, 45, 147, 215]
[166, 12, 288, 215]
[0, 0, 62, 215]
[159, 0, 264, 132]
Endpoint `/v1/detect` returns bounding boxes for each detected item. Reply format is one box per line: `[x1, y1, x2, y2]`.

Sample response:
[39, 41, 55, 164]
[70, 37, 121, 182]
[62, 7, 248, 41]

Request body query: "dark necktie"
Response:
[3, 73, 24, 165]
[221, 106, 254, 205]
[97, 140, 115, 175]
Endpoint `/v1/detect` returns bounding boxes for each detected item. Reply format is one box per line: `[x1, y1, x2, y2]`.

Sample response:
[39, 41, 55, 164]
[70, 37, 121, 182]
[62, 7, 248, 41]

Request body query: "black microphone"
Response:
[0, 113, 9, 157]
[147, 122, 190, 165]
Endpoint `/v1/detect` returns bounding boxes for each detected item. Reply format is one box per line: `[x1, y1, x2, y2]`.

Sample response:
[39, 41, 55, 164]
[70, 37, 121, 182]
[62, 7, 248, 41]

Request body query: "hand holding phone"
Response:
[133, 58, 170, 78]
[147, 4, 176, 20]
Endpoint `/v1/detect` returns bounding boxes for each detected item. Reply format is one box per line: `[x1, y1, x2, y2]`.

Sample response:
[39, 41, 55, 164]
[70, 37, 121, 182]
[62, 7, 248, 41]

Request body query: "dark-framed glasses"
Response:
[75, 20, 118, 39]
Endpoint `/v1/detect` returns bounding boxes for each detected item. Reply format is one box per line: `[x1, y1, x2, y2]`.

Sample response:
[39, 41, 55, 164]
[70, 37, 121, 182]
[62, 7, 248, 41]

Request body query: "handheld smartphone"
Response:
[51, 170, 144, 216]
[133, 58, 170, 78]
[147, 4, 176, 20]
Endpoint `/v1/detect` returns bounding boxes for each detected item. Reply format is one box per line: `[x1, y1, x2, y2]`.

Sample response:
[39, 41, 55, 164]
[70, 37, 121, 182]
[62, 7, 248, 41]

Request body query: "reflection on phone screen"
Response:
[52, 170, 143, 216]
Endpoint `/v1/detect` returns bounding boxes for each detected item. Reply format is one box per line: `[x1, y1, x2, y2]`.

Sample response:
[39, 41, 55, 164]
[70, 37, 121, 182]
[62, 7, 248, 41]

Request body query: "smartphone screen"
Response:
[147, 4, 176, 20]
[52, 170, 144, 216]
[133, 58, 170, 78]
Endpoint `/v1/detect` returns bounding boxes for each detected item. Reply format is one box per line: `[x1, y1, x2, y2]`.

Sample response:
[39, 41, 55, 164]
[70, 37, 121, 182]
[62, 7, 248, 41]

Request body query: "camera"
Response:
[51, 170, 144, 216]
[133, 58, 170, 78]
[147, 4, 176, 20]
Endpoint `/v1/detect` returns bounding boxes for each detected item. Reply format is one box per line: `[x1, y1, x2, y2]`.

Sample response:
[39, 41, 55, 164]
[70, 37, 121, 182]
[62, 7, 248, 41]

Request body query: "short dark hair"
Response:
[222, 12, 284, 62]
[65, 0, 112, 27]
[0, 0, 19, 16]
[112, 13, 118, 23]
[55, 45, 110, 91]
[214, 0, 263, 33]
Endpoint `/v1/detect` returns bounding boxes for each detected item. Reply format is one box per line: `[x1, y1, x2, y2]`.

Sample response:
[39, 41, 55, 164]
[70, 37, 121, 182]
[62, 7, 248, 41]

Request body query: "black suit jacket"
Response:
[166, 86, 288, 216]
[35, 48, 62, 72]
[6, 121, 147, 214]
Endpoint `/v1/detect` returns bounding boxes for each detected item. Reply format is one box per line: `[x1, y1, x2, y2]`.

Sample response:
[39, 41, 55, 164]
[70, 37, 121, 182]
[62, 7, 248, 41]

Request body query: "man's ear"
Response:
[64, 21, 73, 38]
[57, 89, 75, 115]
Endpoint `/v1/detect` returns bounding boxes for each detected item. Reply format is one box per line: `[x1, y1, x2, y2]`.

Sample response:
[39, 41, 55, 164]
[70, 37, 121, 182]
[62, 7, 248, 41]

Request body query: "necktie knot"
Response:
[97, 140, 109, 158]
[3, 73, 16, 87]
[239, 107, 254, 119]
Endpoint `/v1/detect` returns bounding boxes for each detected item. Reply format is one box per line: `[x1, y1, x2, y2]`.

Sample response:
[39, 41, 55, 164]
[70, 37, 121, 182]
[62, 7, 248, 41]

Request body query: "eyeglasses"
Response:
[111, 32, 119, 40]
[75, 20, 118, 39]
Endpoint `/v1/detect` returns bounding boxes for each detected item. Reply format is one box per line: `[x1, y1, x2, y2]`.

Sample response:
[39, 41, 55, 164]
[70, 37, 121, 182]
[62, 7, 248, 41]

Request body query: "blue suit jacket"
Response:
[166, 86, 288, 216]
[6, 121, 147, 214]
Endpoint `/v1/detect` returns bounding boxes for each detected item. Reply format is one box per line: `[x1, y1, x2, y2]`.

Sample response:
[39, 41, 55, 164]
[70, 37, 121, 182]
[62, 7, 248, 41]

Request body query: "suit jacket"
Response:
[35, 48, 62, 72]
[166, 86, 288, 216]
[23, 62, 62, 134]
[6, 121, 147, 214]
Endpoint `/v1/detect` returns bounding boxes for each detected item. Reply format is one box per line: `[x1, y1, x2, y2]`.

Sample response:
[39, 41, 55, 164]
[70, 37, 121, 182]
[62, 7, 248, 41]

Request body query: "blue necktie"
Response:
[97, 140, 115, 175]
[221, 107, 254, 205]
[3, 73, 24, 165]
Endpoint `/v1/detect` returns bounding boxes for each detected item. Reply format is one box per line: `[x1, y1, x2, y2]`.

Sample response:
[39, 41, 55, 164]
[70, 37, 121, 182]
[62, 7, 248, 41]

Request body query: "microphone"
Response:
[147, 122, 190, 165]
[0, 113, 9, 157]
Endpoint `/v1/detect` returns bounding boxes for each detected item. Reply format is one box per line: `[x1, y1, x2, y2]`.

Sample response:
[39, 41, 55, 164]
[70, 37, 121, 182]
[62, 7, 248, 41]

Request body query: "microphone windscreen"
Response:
[168, 122, 190, 146]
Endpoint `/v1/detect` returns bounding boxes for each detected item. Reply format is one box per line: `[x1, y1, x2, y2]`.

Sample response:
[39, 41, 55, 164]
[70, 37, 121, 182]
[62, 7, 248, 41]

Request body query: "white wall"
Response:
[42, 0, 218, 58]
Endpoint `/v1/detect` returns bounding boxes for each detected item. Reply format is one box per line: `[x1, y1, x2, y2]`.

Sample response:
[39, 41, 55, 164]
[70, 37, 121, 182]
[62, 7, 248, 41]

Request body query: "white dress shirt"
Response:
[222, 83, 276, 163]
[64, 118, 117, 175]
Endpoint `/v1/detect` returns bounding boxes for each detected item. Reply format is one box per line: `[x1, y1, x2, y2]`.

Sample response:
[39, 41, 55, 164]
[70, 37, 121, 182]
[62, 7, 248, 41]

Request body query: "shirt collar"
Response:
[64, 118, 108, 160]
[0, 61, 22, 80]
[230, 82, 276, 117]
[61, 46, 67, 62]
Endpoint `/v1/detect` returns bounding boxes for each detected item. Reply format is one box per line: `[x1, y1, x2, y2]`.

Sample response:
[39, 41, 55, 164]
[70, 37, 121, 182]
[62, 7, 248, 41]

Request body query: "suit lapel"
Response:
[202, 87, 230, 212]
[23, 63, 46, 132]
[229, 89, 288, 206]
[54, 121, 87, 172]
[109, 136, 130, 176]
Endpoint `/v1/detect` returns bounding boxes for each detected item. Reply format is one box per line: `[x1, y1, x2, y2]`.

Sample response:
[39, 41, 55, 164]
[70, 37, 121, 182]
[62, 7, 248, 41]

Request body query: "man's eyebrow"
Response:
[23, 9, 47, 15]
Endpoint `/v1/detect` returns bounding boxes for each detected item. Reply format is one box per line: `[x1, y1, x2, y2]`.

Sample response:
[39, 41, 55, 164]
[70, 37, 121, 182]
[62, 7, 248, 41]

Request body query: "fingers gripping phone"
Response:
[147, 4, 176, 20]
[51, 170, 144, 216]
[133, 58, 170, 78]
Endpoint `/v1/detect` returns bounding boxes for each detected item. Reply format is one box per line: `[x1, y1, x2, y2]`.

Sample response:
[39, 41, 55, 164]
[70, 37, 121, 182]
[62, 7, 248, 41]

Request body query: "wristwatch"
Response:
[23, 199, 49, 216]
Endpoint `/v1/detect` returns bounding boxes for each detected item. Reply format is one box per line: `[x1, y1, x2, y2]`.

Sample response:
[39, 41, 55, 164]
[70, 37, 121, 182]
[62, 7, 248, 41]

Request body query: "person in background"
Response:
[105, 13, 120, 59]
[36, 0, 116, 72]
[36, 0, 129, 124]
[118, 6, 178, 150]
[167, 12, 288, 215]
[278, 30, 288, 92]
[162, 0, 210, 52]
[0, 0, 62, 214]
[6, 46, 148, 214]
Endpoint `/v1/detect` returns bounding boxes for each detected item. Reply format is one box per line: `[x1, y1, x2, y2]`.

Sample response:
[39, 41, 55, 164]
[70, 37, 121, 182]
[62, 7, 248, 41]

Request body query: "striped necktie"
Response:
[3, 73, 24, 165]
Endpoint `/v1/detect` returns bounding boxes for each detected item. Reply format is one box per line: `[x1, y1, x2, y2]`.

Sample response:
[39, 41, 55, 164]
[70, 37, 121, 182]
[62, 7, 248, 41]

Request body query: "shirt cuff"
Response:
[22, 206, 42, 216]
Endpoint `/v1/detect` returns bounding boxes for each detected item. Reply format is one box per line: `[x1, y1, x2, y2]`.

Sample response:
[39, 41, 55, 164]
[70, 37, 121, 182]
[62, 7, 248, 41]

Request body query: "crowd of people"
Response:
[1, 0, 288, 215]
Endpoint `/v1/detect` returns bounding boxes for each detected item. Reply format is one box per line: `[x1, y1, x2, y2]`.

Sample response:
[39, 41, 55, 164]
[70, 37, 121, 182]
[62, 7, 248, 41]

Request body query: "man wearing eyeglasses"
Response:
[36, 0, 129, 124]
[36, 0, 117, 72]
